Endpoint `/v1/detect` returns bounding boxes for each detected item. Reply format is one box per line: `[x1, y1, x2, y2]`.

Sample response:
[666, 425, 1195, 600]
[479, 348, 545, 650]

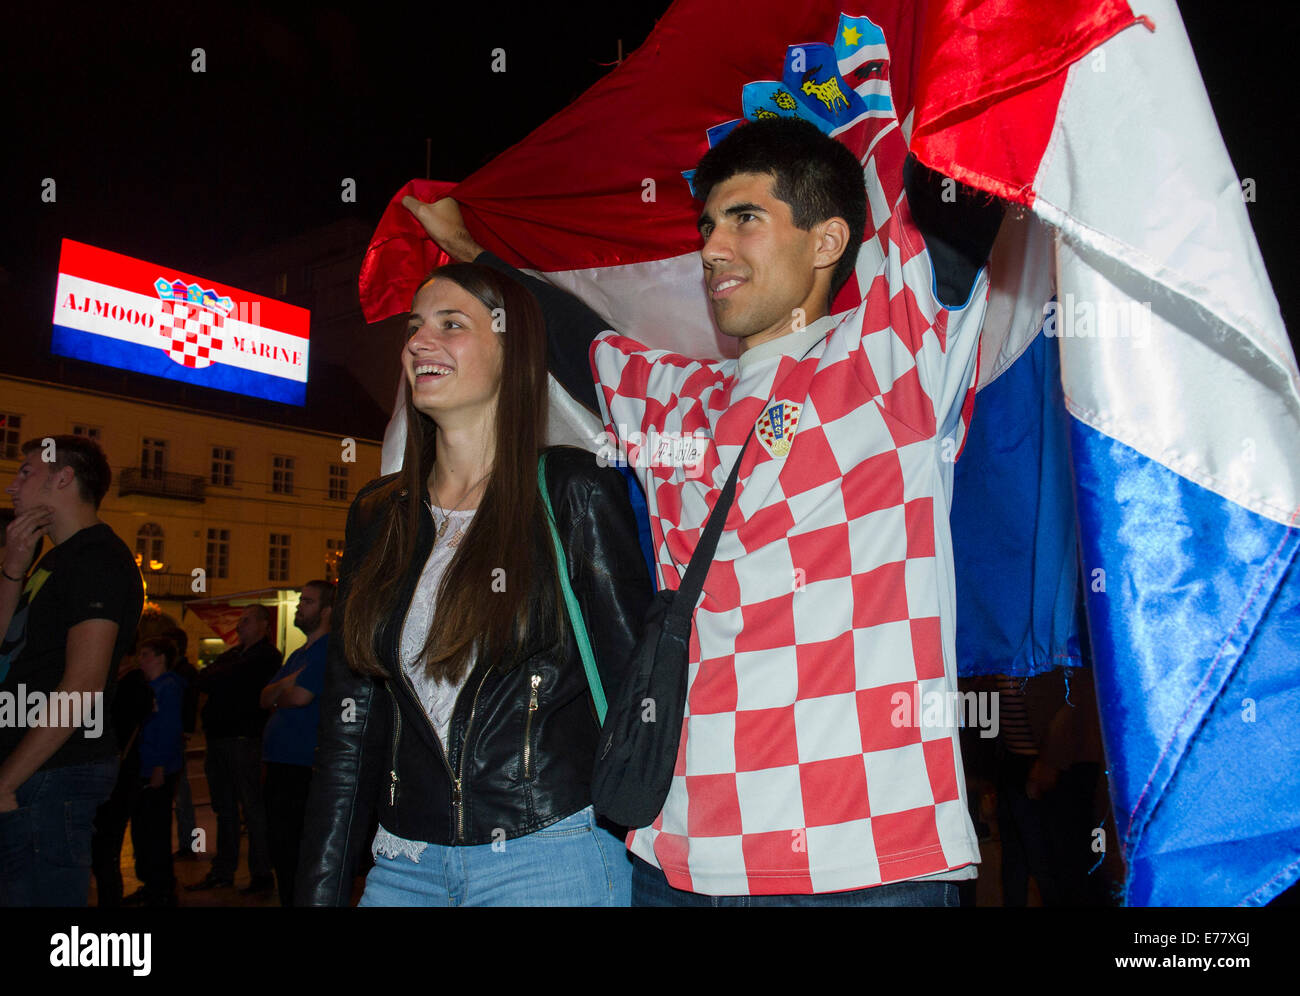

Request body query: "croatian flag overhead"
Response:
[52, 239, 311, 405]
[360, 0, 1300, 906]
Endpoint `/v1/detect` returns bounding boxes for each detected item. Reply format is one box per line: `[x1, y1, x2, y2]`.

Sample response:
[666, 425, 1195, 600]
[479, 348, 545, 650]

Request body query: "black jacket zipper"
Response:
[385, 683, 401, 807]
[392, 662, 463, 829]
[450, 666, 491, 841]
[384, 496, 469, 837]
[382, 494, 546, 842]
[523, 673, 541, 780]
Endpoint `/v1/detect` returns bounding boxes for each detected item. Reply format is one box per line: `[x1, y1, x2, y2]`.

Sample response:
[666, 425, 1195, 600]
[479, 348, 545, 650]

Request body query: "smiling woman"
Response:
[298, 263, 652, 907]
[404, 272, 507, 434]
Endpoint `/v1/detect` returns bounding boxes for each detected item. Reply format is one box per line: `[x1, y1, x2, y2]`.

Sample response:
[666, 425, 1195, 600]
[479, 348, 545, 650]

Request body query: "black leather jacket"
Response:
[296, 446, 652, 906]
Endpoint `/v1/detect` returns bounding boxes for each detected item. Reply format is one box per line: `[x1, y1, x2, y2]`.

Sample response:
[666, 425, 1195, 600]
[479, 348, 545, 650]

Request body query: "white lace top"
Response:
[398, 506, 477, 749]
[376, 504, 477, 862]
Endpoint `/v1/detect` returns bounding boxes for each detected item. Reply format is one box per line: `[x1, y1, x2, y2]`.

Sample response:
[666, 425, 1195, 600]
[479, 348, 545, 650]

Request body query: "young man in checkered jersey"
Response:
[406, 116, 1004, 905]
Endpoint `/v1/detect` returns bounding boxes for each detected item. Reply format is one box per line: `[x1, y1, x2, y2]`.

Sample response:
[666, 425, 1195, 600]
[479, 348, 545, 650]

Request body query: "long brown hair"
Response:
[343, 263, 557, 682]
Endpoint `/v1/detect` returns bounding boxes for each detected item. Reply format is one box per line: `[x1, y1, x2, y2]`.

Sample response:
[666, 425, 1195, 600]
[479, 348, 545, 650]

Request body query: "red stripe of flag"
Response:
[57, 239, 310, 339]
[911, 0, 1149, 206]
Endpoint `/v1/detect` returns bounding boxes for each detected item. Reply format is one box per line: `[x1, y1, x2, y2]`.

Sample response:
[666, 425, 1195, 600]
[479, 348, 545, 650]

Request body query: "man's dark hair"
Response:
[245, 603, 273, 627]
[693, 117, 867, 300]
[302, 580, 335, 613]
[162, 626, 189, 658]
[21, 435, 112, 509]
[138, 636, 178, 670]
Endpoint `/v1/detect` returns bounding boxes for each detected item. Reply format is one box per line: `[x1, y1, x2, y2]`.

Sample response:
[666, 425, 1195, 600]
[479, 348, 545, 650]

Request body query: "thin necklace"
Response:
[430, 468, 490, 543]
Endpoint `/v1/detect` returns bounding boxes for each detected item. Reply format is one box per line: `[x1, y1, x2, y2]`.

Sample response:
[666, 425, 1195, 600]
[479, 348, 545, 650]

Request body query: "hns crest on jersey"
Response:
[683, 13, 895, 195]
[154, 278, 233, 370]
[756, 400, 802, 458]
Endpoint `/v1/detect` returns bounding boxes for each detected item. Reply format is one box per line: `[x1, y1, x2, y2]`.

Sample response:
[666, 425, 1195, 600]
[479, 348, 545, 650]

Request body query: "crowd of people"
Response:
[0, 430, 335, 906]
[91, 589, 334, 908]
[0, 115, 1114, 908]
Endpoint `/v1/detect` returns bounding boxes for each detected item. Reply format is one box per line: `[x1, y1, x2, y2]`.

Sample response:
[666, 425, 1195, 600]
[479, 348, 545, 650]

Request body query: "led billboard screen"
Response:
[51, 239, 311, 405]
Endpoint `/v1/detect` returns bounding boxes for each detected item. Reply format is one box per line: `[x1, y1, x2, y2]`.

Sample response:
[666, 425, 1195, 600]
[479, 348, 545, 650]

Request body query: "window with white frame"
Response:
[328, 463, 348, 501]
[141, 437, 167, 480]
[206, 528, 230, 580]
[272, 455, 295, 495]
[1, 412, 22, 459]
[135, 523, 165, 571]
[269, 533, 291, 582]
[210, 446, 235, 487]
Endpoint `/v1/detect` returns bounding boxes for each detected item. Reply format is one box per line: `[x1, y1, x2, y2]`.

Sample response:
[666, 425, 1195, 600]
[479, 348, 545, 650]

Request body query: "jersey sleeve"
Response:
[833, 191, 991, 457]
[590, 333, 717, 589]
[830, 124, 995, 458]
[589, 332, 720, 465]
[590, 331, 653, 463]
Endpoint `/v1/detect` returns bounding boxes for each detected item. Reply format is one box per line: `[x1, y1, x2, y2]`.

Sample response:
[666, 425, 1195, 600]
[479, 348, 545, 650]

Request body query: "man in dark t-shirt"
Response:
[0, 435, 144, 906]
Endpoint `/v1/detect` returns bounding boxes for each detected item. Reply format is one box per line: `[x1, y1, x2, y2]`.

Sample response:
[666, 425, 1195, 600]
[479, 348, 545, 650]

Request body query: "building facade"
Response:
[1, 374, 381, 656]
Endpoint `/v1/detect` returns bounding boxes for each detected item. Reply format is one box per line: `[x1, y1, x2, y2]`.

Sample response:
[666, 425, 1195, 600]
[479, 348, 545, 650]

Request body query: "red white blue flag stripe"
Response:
[52, 239, 311, 406]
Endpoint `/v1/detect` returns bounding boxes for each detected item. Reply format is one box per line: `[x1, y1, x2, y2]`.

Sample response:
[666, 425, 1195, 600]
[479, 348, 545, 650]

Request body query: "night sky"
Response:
[2, 1, 665, 283]
[2, 1, 1294, 355]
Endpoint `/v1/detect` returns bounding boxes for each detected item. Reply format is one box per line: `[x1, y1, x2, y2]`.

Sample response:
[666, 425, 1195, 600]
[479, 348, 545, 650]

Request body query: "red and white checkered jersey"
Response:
[590, 184, 989, 895]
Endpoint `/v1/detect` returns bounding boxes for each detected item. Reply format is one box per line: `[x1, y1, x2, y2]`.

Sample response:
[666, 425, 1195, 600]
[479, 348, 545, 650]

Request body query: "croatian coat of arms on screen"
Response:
[153, 278, 233, 370]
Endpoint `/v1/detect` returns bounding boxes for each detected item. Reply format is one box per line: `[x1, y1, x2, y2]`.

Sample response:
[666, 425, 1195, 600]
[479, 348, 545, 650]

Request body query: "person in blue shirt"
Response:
[260, 580, 332, 906]
[127, 636, 185, 906]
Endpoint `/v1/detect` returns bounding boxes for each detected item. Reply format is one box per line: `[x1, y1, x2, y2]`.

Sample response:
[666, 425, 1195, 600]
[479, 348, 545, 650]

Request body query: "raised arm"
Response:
[401, 196, 484, 264]
[0, 509, 51, 638]
[903, 154, 1005, 309]
[402, 196, 611, 414]
[260, 665, 313, 710]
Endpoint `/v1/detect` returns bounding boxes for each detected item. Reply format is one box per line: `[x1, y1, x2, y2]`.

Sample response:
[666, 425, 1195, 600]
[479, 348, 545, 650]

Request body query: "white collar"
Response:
[735, 313, 839, 374]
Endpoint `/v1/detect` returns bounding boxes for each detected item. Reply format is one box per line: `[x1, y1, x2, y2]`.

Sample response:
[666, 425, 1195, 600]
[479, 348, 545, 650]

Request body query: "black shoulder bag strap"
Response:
[591, 426, 756, 827]
[665, 427, 755, 634]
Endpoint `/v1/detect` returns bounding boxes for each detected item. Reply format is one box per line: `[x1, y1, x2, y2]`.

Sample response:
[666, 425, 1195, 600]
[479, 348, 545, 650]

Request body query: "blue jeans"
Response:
[631, 857, 961, 907]
[359, 806, 632, 907]
[0, 757, 118, 906]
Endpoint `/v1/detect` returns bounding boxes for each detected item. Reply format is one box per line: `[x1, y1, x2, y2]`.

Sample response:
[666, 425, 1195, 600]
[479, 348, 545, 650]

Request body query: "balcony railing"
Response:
[140, 571, 204, 600]
[119, 468, 206, 502]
